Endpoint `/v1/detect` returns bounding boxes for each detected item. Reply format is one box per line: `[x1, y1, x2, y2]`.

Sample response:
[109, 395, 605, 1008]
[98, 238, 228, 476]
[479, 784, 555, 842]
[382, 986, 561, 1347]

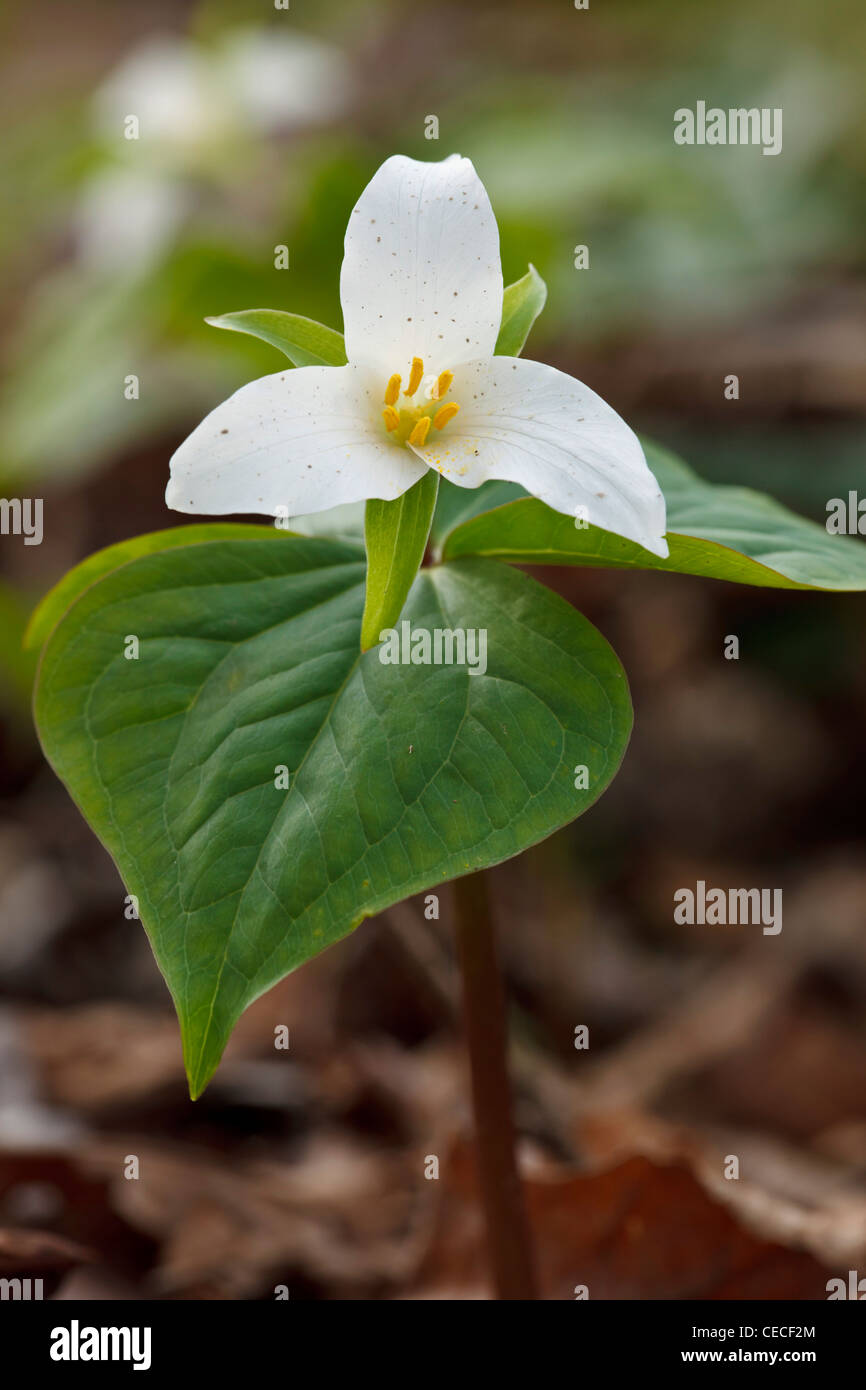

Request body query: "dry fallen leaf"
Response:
[411, 1139, 836, 1300]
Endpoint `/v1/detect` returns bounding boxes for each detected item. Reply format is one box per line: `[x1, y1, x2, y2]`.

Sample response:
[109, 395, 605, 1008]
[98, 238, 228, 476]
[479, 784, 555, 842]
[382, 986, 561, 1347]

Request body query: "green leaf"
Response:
[361, 471, 439, 651]
[441, 439, 866, 591]
[25, 523, 280, 651]
[495, 264, 548, 357]
[34, 536, 632, 1097]
[432, 478, 525, 553]
[205, 310, 348, 367]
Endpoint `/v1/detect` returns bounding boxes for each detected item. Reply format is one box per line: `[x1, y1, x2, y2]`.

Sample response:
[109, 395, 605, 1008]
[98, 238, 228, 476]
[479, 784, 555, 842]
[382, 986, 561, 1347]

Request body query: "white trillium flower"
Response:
[93, 31, 349, 161]
[166, 154, 669, 557]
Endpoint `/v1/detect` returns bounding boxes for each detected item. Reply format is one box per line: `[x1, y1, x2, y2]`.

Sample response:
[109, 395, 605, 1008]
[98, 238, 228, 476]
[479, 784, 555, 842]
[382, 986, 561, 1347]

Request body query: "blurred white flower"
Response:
[77, 28, 350, 271]
[93, 36, 224, 156]
[74, 167, 188, 270]
[217, 29, 352, 132]
[92, 29, 349, 158]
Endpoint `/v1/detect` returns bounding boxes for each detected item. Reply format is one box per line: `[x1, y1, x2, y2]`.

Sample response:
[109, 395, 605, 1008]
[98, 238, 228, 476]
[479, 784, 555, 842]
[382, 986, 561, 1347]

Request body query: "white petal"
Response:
[166, 364, 426, 519]
[290, 500, 365, 539]
[410, 358, 669, 557]
[340, 154, 503, 377]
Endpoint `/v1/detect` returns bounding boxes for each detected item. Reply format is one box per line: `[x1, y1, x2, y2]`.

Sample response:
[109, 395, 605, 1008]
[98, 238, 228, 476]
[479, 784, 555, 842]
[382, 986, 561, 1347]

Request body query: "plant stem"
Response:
[453, 870, 537, 1300]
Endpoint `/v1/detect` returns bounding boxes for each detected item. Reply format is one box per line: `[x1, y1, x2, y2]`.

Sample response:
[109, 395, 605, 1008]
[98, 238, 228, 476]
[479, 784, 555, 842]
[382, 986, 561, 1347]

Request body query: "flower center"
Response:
[381, 356, 460, 447]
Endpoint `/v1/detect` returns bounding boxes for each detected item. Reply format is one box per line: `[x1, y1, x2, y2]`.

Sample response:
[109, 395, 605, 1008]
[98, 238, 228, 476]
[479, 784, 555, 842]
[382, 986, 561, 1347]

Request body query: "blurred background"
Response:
[1, 0, 865, 1299]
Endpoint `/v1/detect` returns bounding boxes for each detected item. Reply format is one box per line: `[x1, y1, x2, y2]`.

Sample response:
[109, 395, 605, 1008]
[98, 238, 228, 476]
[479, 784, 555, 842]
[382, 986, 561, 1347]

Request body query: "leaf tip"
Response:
[185, 1052, 217, 1101]
[527, 262, 548, 303]
[182, 1023, 224, 1101]
[21, 613, 41, 652]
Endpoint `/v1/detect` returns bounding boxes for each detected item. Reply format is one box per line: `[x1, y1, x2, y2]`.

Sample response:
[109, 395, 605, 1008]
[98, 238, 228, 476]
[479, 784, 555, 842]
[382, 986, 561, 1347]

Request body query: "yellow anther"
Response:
[405, 356, 424, 396]
[434, 370, 454, 400]
[383, 405, 400, 432]
[408, 416, 431, 446]
[384, 374, 401, 406]
[433, 402, 460, 430]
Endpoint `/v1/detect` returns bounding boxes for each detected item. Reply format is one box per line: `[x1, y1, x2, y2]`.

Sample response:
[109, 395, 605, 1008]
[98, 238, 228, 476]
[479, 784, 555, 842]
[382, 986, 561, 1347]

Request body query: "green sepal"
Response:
[361, 470, 440, 651]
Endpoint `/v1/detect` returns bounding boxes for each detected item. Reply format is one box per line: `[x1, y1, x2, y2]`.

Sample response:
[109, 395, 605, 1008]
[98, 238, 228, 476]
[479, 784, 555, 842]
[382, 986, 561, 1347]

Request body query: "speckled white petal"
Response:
[166, 364, 426, 519]
[339, 154, 503, 378]
[410, 357, 669, 557]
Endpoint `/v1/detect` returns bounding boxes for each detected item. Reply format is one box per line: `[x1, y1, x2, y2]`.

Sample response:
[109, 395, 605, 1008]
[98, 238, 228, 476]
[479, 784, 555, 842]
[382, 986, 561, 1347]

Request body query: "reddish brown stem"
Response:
[453, 871, 537, 1300]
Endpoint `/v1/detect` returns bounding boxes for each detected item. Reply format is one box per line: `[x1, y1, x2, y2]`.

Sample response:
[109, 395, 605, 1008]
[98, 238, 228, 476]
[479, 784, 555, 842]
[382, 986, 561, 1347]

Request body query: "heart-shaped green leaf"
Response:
[440, 440, 866, 590]
[34, 534, 631, 1096]
[432, 478, 524, 552]
[25, 523, 284, 651]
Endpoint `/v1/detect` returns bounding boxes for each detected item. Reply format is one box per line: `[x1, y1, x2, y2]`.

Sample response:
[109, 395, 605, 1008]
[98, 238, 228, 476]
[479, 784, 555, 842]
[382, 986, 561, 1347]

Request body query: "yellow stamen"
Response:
[434, 370, 454, 401]
[384, 374, 401, 406]
[433, 402, 460, 430]
[383, 405, 400, 432]
[405, 356, 424, 396]
[408, 416, 431, 446]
